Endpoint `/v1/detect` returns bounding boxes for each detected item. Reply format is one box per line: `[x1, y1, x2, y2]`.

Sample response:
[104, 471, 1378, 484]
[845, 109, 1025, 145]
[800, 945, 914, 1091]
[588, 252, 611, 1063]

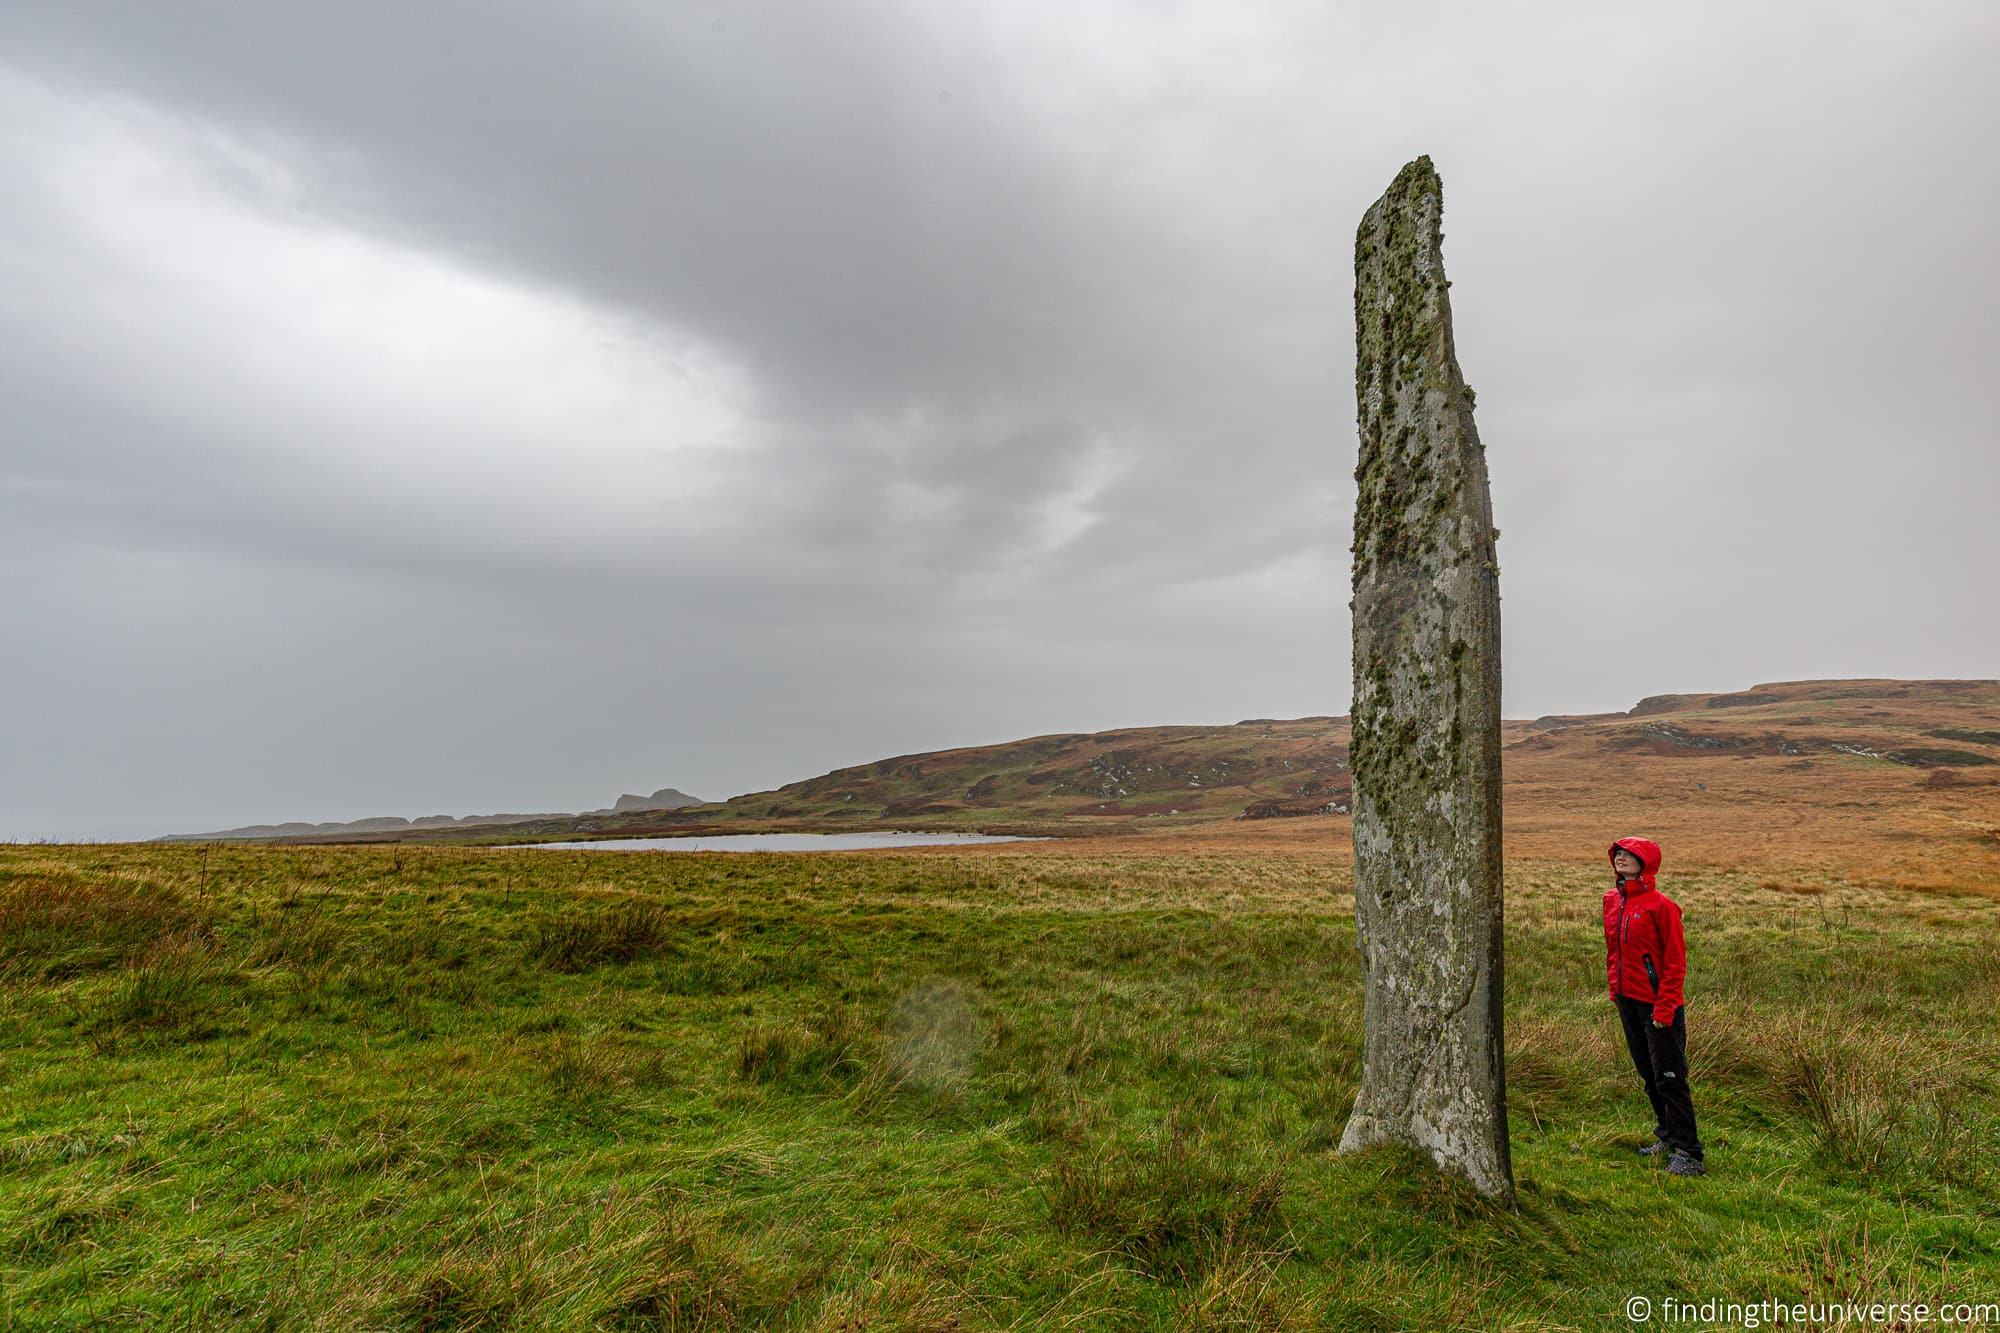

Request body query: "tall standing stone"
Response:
[1337, 156, 1512, 1202]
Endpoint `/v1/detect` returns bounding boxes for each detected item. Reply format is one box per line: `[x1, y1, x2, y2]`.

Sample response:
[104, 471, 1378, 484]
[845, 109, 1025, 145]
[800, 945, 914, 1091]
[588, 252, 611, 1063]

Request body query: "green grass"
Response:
[1, 843, 1996, 1329]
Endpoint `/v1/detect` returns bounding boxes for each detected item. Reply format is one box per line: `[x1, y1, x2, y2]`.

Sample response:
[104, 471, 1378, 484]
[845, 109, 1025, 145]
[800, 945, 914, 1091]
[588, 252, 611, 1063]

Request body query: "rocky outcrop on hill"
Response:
[1238, 792, 1350, 819]
[609, 788, 705, 813]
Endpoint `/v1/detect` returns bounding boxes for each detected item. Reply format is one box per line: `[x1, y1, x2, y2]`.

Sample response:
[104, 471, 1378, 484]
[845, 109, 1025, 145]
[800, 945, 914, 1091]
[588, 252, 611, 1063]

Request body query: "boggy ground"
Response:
[2, 837, 1997, 1330]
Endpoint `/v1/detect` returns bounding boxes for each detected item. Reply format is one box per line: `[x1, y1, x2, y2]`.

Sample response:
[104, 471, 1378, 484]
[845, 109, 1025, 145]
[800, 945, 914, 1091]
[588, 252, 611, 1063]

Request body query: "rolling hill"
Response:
[267, 679, 2000, 886]
[565, 677, 1996, 823]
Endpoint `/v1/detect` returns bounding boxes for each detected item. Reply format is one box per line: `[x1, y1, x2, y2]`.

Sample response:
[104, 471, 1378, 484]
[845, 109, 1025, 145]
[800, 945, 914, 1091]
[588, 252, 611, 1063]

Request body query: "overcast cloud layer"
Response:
[3, 1, 1995, 839]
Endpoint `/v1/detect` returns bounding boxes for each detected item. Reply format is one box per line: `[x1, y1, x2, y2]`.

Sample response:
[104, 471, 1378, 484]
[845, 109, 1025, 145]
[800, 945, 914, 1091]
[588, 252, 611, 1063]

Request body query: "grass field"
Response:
[4, 832, 1997, 1330]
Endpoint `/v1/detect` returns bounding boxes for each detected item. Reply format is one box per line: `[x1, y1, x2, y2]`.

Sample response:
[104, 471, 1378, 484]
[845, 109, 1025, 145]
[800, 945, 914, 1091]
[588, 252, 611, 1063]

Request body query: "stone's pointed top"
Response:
[1359, 156, 1445, 252]
[1391, 155, 1439, 192]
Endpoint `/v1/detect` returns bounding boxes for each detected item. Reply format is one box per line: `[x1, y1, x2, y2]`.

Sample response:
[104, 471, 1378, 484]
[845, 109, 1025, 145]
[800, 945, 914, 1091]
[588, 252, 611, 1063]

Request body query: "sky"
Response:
[3, 1, 1995, 839]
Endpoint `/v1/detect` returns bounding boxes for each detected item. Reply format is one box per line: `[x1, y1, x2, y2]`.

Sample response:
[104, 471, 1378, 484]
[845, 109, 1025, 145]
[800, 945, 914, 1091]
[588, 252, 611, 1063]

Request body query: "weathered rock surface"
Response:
[1337, 156, 1512, 1202]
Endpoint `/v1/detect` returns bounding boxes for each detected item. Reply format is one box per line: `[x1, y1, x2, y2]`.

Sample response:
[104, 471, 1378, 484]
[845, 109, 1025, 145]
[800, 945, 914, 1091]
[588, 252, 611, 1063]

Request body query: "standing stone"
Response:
[1337, 156, 1512, 1202]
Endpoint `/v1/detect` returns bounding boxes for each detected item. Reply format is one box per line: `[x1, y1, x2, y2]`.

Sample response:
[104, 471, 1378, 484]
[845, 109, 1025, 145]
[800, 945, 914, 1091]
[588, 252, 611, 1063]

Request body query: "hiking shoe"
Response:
[1665, 1151, 1707, 1177]
[1638, 1138, 1668, 1156]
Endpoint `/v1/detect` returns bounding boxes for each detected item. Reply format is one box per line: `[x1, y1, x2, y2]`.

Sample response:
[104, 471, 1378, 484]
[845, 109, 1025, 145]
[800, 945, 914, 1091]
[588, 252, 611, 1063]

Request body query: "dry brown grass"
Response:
[0, 872, 213, 980]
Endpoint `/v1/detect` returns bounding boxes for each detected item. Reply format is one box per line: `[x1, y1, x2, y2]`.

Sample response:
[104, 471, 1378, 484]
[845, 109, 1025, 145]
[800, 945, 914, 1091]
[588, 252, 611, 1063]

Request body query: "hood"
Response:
[1610, 836, 1662, 893]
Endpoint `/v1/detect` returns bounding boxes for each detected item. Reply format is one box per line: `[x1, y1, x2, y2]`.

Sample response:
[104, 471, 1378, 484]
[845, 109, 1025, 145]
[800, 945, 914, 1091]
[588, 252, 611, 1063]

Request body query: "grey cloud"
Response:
[2, 1, 1996, 837]
[2, 3, 1120, 411]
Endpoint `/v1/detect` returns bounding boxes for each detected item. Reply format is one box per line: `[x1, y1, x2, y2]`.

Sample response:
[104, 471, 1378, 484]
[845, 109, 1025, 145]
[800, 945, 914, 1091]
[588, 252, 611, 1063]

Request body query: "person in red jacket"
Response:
[1604, 836, 1706, 1176]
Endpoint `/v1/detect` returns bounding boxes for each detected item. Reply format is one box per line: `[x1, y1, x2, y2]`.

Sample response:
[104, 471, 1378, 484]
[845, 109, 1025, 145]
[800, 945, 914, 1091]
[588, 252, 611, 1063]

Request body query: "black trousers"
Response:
[1615, 996, 1703, 1160]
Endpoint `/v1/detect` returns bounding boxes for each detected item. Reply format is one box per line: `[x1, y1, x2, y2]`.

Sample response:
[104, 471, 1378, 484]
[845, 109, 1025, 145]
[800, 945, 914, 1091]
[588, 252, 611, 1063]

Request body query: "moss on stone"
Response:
[1343, 155, 1510, 1202]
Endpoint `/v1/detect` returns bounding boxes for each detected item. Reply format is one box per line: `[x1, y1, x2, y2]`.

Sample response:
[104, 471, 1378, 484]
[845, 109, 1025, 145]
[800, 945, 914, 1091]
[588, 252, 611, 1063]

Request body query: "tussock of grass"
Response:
[5, 1176, 139, 1263]
[86, 931, 235, 1049]
[397, 1251, 545, 1331]
[541, 1033, 629, 1102]
[0, 874, 211, 981]
[1681, 1003, 1783, 1091]
[1167, 1241, 1314, 1332]
[1500, 1014, 1607, 1117]
[394, 1192, 795, 1332]
[1044, 1112, 1288, 1284]
[249, 902, 346, 969]
[802, 1266, 967, 1332]
[527, 899, 676, 972]
[735, 1006, 869, 1093]
[1775, 1017, 1989, 1186]
[375, 914, 468, 970]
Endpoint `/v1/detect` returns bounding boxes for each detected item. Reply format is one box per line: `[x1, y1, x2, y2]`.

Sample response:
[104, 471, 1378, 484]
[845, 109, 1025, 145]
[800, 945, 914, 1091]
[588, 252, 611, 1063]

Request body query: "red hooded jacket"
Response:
[1602, 837, 1687, 1025]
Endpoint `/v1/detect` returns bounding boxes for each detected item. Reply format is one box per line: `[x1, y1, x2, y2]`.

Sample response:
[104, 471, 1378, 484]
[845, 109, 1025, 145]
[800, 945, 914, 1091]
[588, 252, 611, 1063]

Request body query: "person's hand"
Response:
[1650, 1019, 1666, 1029]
